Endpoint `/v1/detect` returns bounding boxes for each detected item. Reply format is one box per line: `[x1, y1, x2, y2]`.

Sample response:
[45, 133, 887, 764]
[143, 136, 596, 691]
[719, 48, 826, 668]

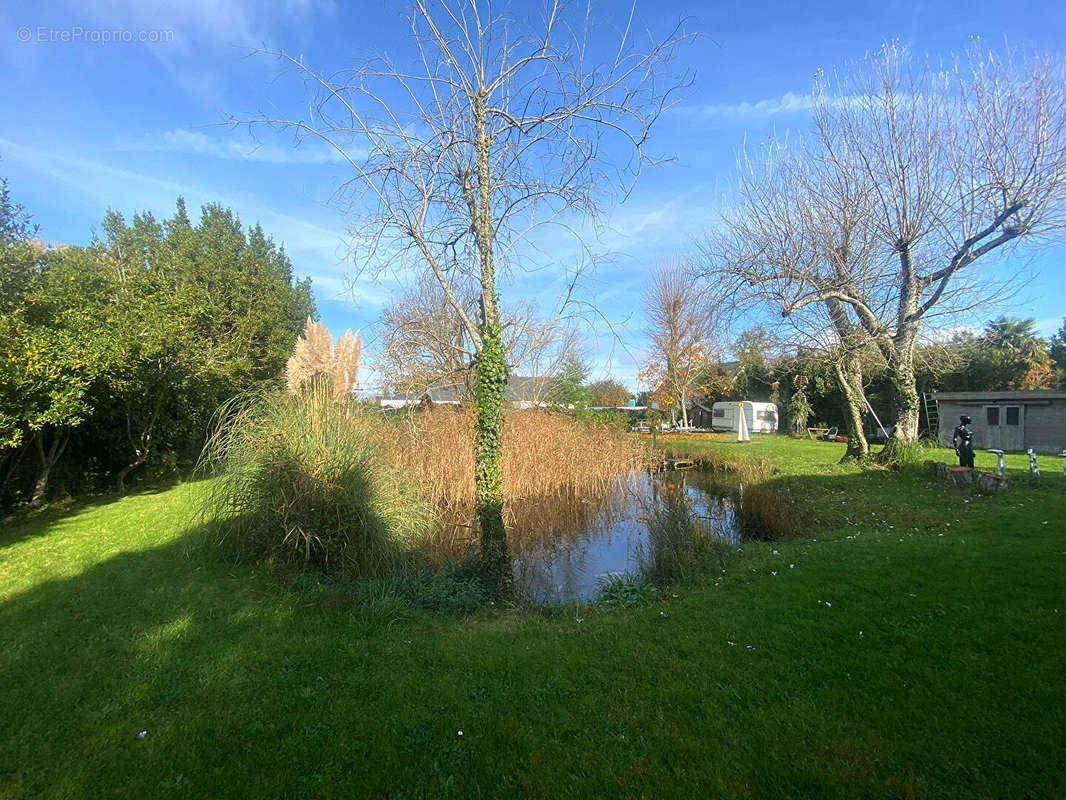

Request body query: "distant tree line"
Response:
[0, 182, 314, 509]
[691, 318, 1066, 435]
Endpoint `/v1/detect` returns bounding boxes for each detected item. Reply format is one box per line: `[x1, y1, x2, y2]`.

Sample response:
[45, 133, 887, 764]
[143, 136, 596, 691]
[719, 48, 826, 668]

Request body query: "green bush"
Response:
[595, 572, 660, 607]
[199, 381, 431, 574]
[881, 436, 935, 471]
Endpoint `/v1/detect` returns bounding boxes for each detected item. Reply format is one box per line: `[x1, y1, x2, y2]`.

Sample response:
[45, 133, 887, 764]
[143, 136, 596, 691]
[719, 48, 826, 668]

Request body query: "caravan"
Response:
[709, 401, 779, 434]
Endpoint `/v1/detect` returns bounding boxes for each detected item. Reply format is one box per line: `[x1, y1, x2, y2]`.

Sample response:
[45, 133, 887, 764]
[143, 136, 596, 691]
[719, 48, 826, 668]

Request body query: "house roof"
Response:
[932, 390, 1066, 402]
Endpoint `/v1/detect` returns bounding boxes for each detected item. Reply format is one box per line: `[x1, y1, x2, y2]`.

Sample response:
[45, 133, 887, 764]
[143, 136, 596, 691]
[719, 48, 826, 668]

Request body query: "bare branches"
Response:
[639, 259, 717, 426]
[233, 0, 692, 353]
[703, 42, 1065, 444]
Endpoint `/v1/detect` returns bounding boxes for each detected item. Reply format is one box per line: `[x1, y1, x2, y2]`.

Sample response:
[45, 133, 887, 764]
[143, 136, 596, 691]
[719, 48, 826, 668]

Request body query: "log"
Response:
[976, 472, 1009, 493]
[949, 467, 974, 488]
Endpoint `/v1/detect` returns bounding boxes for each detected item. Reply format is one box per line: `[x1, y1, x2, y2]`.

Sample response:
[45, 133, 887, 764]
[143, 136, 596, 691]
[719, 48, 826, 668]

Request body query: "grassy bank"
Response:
[2, 438, 1064, 798]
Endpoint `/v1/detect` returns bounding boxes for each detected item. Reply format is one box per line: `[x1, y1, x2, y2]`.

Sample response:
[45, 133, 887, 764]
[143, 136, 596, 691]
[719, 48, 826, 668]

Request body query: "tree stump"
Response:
[949, 467, 974, 487]
[976, 472, 1009, 493]
[934, 462, 949, 480]
[923, 459, 937, 473]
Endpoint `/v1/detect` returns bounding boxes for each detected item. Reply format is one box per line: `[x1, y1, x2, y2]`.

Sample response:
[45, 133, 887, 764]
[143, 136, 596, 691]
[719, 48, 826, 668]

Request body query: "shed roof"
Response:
[932, 390, 1066, 402]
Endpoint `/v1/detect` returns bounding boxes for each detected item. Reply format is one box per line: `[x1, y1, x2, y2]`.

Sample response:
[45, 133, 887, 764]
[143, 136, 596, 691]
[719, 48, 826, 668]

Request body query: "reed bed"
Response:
[386, 405, 647, 513]
[201, 395, 647, 574]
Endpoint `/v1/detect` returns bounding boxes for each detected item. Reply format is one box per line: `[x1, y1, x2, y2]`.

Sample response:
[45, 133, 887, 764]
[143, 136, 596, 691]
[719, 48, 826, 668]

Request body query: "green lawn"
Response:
[2, 438, 1064, 798]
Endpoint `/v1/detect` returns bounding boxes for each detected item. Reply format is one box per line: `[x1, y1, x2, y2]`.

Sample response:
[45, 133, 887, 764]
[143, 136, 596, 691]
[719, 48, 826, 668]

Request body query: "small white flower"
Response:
[825, 601, 832, 608]
[772, 549, 780, 555]
[660, 611, 668, 618]
[746, 645, 755, 651]
[771, 571, 777, 576]
[137, 731, 147, 739]
[458, 730, 463, 736]
[727, 640, 736, 646]
[859, 631, 863, 637]
[575, 617, 584, 624]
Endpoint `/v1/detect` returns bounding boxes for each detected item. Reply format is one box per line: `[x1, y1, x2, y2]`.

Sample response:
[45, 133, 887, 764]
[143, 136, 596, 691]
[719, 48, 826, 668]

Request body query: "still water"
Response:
[509, 468, 741, 603]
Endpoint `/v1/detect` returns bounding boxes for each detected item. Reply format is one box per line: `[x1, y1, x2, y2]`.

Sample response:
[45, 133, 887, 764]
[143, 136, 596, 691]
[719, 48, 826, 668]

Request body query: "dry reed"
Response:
[386, 405, 647, 513]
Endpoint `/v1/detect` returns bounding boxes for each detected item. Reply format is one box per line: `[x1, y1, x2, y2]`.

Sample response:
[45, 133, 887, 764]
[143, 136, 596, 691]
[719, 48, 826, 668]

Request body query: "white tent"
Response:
[737, 402, 751, 442]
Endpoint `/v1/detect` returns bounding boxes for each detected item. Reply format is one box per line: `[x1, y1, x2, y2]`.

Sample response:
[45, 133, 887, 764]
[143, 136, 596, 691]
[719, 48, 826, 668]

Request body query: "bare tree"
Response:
[780, 43, 1066, 449]
[239, 0, 691, 579]
[703, 137, 884, 460]
[639, 261, 717, 428]
[378, 273, 576, 400]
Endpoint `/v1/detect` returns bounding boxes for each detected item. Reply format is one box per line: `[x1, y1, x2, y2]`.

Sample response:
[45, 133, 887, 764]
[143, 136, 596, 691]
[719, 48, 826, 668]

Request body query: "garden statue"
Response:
[1027, 449, 1040, 484]
[952, 415, 975, 469]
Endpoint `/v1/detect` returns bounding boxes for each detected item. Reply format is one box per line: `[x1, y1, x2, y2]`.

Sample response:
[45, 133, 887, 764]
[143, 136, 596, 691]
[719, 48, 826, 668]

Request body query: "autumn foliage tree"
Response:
[639, 262, 716, 427]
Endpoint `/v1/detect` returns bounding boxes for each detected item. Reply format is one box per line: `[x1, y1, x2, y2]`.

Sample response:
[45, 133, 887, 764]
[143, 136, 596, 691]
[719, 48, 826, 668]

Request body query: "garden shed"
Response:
[932, 390, 1066, 453]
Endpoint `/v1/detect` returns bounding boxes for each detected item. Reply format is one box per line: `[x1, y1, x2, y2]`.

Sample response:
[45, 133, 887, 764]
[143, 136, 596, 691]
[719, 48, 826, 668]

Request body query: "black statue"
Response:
[952, 414, 975, 469]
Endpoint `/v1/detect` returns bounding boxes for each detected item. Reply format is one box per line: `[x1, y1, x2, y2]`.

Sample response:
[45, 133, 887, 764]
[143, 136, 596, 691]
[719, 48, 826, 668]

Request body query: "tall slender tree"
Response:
[639, 262, 717, 429]
[238, 0, 692, 583]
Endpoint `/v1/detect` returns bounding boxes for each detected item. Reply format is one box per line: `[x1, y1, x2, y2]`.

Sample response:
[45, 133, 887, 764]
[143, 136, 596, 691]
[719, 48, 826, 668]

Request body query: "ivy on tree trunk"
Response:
[473, 321, 508, 593]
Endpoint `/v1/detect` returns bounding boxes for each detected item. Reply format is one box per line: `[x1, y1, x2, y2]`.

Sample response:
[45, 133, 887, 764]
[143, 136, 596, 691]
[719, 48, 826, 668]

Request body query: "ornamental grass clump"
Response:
[200, 381, 431, 574]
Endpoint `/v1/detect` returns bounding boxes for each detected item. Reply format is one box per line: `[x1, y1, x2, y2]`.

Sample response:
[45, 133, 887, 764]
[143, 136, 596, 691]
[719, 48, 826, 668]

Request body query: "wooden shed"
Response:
[932, 390, 1066, 453]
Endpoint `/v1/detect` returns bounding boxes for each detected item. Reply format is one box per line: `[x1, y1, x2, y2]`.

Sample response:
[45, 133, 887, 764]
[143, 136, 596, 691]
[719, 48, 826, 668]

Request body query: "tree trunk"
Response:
[471, 91, 508, 593]
[473, 320, 508, 592]
[885, 339, 921, 443]
[28, 429, 69, 508]
[881, 248, 922, 450]
[833, 356, 869, 462]
[116, 453, 147, 495]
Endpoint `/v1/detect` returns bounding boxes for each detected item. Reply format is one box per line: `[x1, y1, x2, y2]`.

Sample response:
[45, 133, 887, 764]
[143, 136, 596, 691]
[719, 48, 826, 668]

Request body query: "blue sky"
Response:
[2, 0, 1064, 388]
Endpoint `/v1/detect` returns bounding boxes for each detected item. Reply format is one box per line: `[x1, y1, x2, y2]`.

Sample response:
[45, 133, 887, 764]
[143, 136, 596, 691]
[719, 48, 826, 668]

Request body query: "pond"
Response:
[508, 468, 742, 603]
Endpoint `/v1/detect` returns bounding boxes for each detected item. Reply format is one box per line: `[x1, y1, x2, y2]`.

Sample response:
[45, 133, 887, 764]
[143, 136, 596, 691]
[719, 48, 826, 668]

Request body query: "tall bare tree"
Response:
[378, 272, 576, 400]
[783, 43, 1066, 449]
[240, 1, 691, 579]
[639, 261, 717, 428]
[704, 137, 883, 460]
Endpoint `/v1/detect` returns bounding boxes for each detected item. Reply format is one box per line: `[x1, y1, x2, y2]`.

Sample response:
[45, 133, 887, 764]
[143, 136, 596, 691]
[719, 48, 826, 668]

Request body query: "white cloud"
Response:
[125, 128, 351, 165]
[0, 136, 353, 299]
[679, 91, 816, 120]
[65, 0, 333, 100]
[71, 0, 328, 49]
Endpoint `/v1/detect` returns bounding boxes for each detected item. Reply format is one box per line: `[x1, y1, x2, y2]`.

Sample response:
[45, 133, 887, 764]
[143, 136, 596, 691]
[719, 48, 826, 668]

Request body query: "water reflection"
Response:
[509, 468, 741, 603]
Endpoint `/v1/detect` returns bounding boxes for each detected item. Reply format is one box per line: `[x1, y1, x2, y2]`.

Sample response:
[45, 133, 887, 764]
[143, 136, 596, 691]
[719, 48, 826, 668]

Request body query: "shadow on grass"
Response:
[2, 462, 1064, 799]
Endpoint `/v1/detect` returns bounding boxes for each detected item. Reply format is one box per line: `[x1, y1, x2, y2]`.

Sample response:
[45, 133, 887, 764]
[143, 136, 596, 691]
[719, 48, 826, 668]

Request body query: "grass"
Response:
[2, 437, 1064, 798]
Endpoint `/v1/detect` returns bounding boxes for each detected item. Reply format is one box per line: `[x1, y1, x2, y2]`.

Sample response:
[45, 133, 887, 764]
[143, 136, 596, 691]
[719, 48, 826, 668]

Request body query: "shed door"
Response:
[984, 405, 1024, 451]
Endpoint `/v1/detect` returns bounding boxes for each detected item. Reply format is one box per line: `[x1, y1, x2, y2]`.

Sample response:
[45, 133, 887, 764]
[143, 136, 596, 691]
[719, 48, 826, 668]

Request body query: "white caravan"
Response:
[710, 401, 779, 434]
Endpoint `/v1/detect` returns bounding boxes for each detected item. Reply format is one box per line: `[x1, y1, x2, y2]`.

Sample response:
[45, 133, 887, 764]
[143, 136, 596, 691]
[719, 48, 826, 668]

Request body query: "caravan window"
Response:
[757, 410, 775, 421]
[713, 409, 725, 418]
